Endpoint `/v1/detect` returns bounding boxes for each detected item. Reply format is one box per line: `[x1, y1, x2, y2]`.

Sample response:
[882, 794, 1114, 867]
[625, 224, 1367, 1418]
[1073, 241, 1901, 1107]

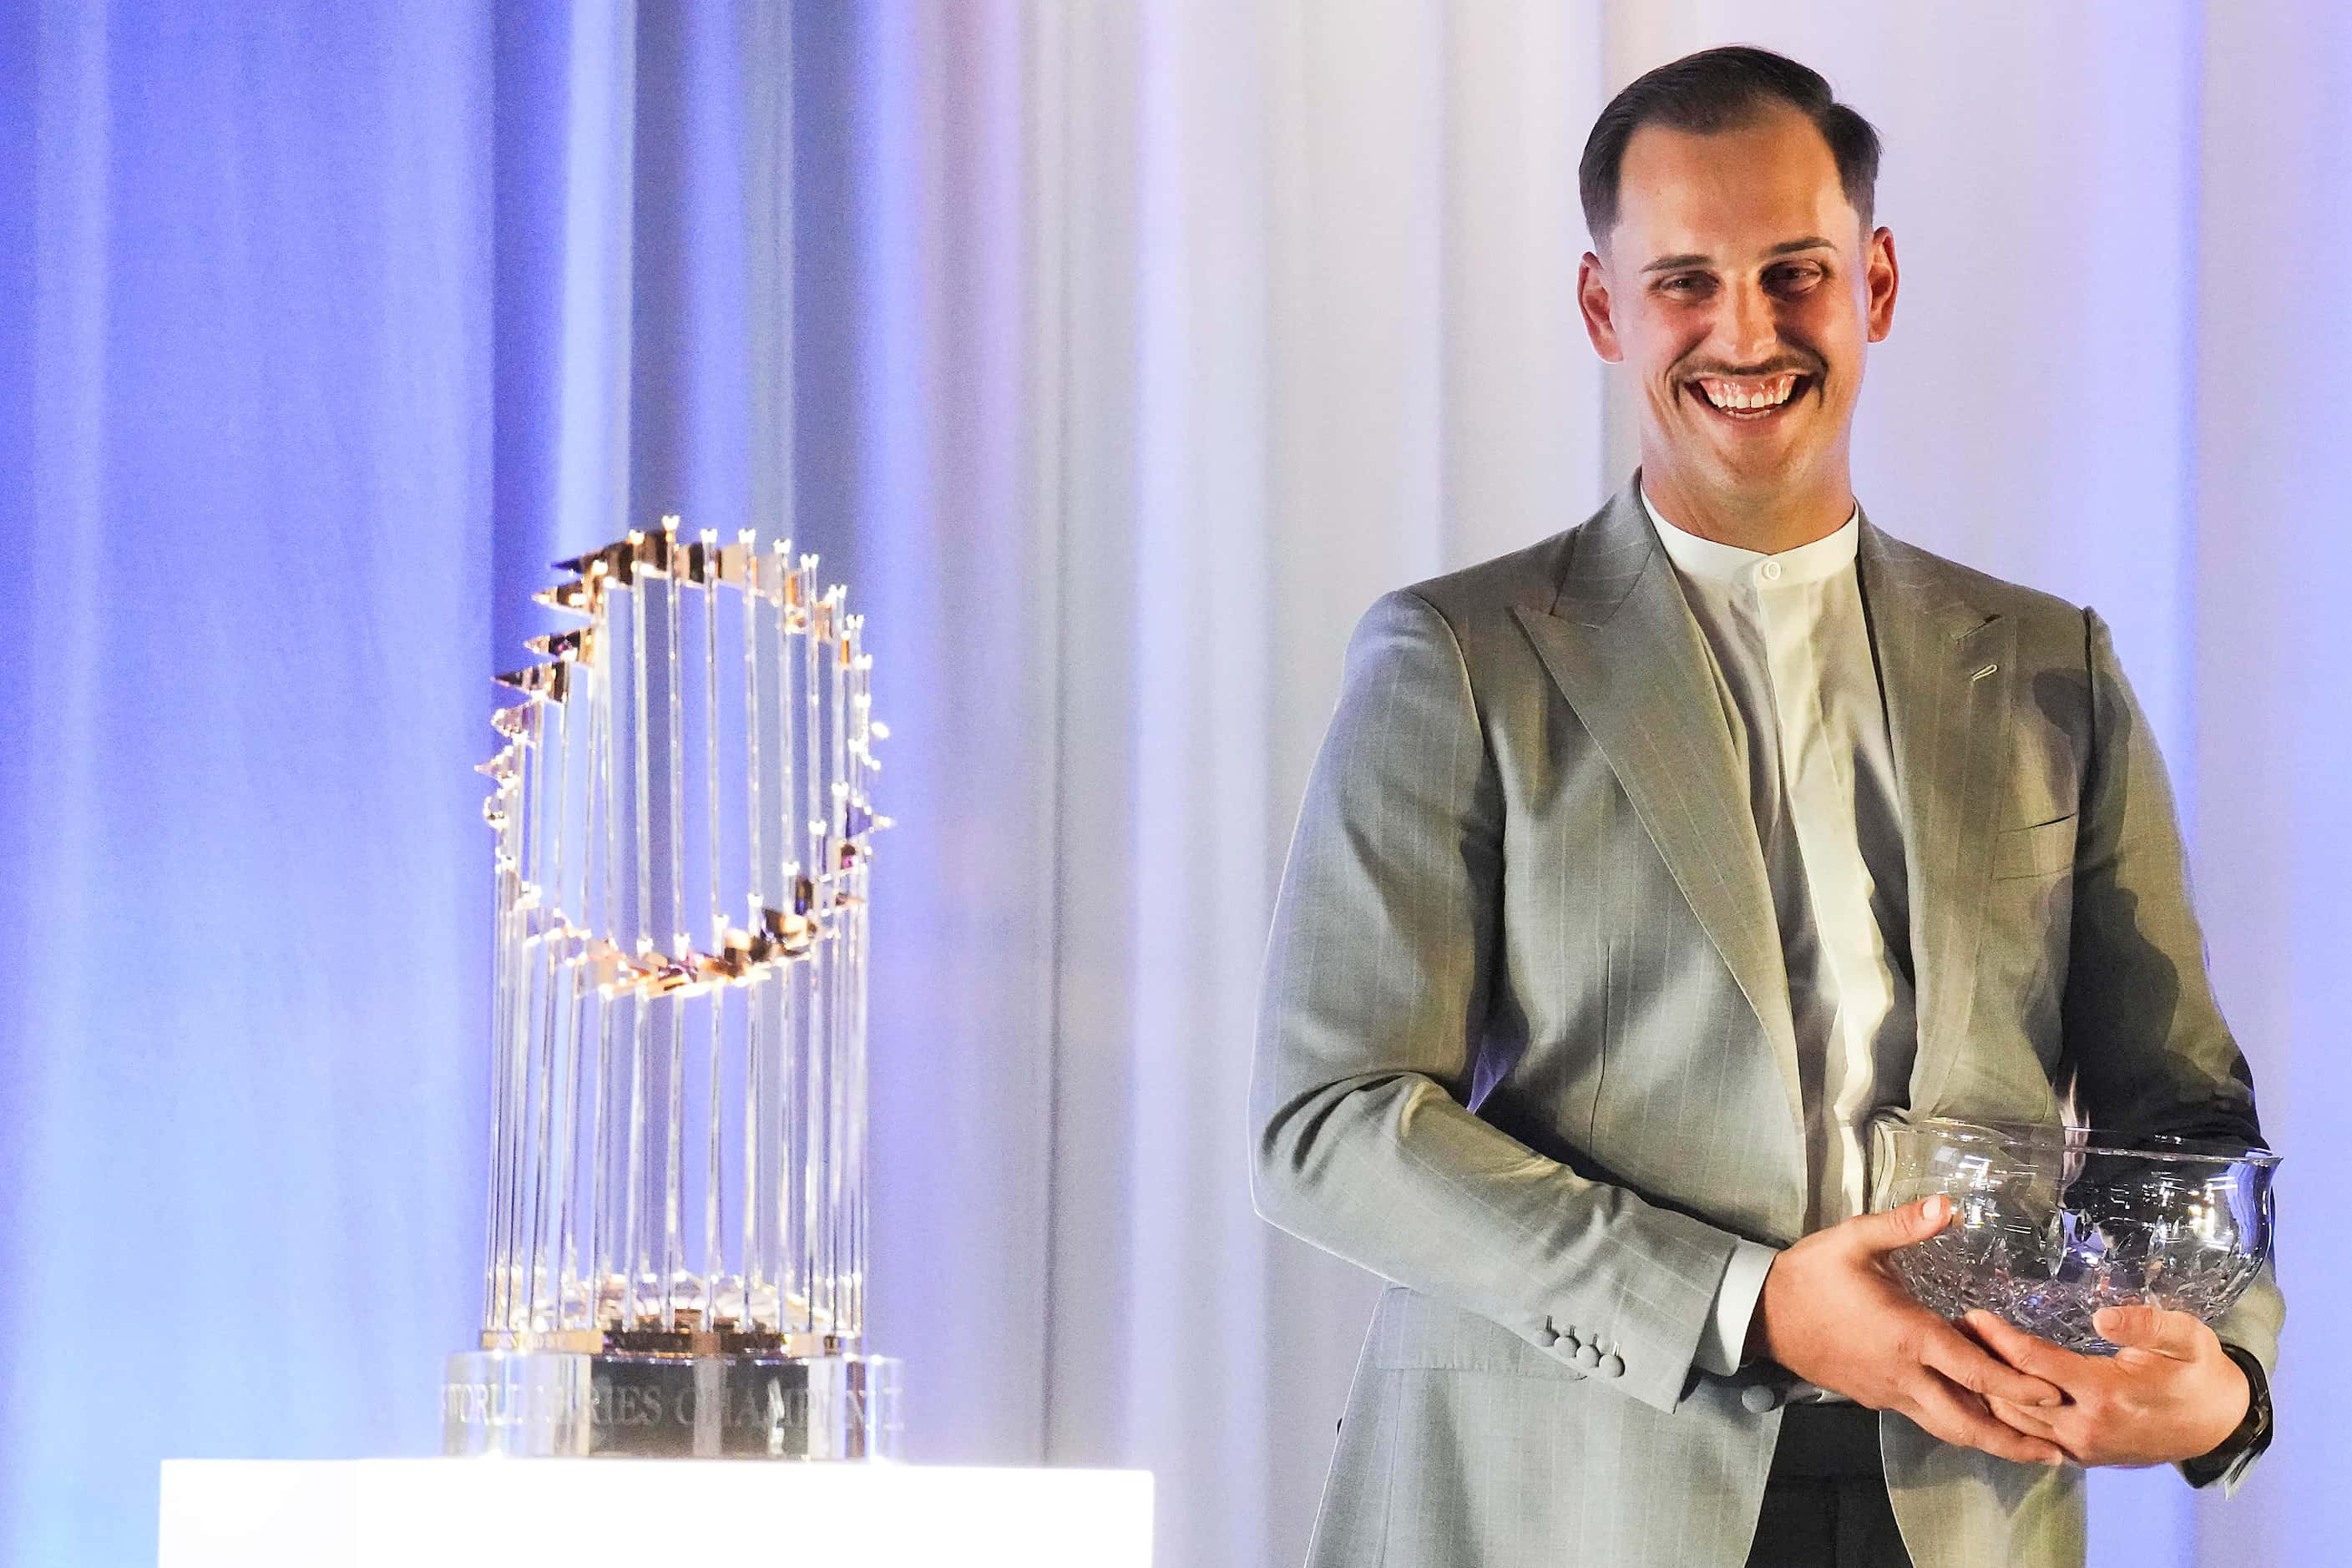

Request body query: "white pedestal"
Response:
[159, 1459, 1153, 1567]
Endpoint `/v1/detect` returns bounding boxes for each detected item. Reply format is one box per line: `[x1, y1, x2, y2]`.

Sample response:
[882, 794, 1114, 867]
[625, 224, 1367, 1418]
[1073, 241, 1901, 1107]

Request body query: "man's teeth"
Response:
[1697, 373, 1800, 411]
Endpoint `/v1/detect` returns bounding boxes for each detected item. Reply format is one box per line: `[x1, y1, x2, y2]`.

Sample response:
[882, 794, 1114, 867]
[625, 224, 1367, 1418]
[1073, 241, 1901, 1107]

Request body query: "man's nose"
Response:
[1712, 276, 1778, 367]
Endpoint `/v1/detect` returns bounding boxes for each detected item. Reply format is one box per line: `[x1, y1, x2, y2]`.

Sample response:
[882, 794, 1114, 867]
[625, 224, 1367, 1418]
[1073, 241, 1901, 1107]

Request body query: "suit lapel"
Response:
[1856, 518, 2013, 1117]
[1513, 485, 1806, 1146]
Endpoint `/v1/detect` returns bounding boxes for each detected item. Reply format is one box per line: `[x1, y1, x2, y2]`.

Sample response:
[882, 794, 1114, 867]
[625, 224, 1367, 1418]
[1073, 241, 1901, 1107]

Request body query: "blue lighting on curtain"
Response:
[0, 8, 495, 1563]
[0, 6, 1038, 1560]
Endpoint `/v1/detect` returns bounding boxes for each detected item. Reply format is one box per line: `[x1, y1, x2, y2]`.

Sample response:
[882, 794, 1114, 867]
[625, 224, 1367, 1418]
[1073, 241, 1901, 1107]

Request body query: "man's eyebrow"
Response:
[1640, 237, 1838, 275]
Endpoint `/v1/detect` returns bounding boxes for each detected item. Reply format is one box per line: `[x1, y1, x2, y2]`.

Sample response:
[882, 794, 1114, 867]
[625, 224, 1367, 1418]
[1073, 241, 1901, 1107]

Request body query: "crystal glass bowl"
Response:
[1867, 1114, 2278, 1354]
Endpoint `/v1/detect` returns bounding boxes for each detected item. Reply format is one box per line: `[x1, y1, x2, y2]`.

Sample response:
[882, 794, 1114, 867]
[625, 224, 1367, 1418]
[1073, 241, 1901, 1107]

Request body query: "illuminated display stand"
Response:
[159, 1461, 1152, 1566]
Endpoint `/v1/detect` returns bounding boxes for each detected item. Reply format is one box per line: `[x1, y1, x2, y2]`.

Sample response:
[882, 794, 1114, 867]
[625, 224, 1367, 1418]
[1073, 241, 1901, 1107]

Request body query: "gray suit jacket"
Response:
[1250, 479, 2281, 1568]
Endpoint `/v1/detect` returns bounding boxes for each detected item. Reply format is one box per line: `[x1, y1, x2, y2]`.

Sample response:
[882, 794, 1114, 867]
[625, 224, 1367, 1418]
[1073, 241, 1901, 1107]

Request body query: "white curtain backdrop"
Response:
[4, 4, 2345, 1566]
[1000, 6, 2349, 1565]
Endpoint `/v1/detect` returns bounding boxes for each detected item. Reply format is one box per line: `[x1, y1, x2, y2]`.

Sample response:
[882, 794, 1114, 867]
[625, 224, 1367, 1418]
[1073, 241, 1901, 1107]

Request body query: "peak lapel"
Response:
[1512, 488, 1804, 1146]
[1857, 519, 2015, 1117]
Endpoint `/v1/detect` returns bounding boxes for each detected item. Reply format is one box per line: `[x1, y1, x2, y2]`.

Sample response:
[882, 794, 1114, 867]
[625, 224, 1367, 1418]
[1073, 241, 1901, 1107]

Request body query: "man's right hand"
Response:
[1748, 1193, 2070, 1467]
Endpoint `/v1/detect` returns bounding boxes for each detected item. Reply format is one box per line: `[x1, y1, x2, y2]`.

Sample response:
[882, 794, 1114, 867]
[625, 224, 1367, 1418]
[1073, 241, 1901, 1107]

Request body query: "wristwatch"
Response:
[2179, 1343, 2273, 1490]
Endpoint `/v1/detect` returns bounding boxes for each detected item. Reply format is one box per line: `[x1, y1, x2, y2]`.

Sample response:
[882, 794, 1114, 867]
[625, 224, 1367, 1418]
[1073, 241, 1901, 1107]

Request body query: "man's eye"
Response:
[1768, 265, 1823, 294]
[1660, 276, 1709, 296]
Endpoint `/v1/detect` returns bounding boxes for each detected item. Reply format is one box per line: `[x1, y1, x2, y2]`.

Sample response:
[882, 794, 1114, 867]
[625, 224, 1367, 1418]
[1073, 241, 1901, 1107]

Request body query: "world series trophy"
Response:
[443, 520, 899, 1459]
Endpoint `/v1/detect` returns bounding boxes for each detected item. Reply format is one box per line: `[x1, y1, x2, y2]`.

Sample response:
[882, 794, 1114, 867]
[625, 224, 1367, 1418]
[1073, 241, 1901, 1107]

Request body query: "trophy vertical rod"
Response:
[482, 844, 504, 1332]
[662, 535, 689, 1330]
[482, 736, 523, 1333]
[741, 538, 769, 1326]
[492, 713, 529, 1333]
[776, 550, 804, 1333]
[625, 573, 655, 1329]
[524, 688, 573, 1331]
[847, 620, 871, 1338]
[824, 600, 850, 1338]
[498, 702, 548, 1331]
[555, 660, 604, 1328]
[589, 597, 621, 1324]
[701, 534, 726, 1321]
[860, 634, 878, 1335]
[844, 889, 867, 1338]
[801, 571, 831, 1335]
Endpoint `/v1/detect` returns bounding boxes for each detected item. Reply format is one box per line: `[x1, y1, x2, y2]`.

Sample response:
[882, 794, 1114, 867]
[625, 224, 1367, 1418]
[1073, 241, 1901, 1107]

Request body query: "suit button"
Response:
[1600, 1353, 1625, 1379]
[1743, 1384, 1783, 1414]
[1574, 1343, 1600, 1370]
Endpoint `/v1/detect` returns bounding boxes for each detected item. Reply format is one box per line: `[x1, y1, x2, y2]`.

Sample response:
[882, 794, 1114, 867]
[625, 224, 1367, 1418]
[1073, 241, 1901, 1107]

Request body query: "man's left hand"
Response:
[1967, 1304, 2249, 1468]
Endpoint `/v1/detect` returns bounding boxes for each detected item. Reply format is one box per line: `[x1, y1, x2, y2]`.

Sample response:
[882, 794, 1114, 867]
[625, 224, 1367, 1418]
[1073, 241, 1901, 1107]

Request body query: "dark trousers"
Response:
[1743, 1403, 1914, 1568]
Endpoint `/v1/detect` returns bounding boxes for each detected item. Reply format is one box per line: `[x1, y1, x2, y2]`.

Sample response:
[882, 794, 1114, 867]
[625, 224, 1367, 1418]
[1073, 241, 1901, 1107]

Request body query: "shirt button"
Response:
[1760, 559, 1783, 582]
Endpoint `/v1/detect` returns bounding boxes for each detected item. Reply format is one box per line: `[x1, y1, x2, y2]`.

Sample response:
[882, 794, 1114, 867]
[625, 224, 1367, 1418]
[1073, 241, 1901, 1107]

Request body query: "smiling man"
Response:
[1251, 46, 2278, 1568]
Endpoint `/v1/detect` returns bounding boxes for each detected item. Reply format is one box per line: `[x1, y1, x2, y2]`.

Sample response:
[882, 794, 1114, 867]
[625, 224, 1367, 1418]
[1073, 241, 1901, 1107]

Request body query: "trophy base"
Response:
[443, 1348, 901, 1459]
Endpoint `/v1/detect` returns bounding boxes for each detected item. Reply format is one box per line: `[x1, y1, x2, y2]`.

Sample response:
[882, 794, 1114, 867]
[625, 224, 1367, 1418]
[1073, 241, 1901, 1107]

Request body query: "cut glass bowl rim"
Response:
[1869, 1111, 2280, 1169]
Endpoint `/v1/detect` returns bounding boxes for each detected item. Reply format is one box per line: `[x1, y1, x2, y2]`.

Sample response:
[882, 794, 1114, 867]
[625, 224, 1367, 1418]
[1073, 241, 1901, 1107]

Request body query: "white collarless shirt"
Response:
[1640, 489, 1919, 1378]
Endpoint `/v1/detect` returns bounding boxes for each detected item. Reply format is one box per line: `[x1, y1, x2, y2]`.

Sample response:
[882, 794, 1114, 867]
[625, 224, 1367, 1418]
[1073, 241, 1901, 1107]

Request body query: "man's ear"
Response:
[1577, 251, 1624, 362]
[1865, 226, 1899, 343]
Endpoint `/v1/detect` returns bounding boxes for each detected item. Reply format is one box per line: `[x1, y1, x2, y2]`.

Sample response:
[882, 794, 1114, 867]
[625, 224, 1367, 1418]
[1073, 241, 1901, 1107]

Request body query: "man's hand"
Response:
[1751, 1194, 2069, 1466]
[1968, 1304, 2250, 1468]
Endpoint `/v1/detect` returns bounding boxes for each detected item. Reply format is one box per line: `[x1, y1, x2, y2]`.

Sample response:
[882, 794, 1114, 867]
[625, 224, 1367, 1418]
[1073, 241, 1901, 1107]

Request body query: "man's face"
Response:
[1578, 104, 1897, 504]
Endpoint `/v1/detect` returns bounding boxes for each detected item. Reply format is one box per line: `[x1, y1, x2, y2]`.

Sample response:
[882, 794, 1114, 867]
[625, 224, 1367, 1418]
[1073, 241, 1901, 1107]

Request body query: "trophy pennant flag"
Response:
[443, 520, 898, 1459]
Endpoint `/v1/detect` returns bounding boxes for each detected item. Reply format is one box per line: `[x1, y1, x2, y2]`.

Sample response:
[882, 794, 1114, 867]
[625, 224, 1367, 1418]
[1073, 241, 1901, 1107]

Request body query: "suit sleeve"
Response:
[2062, 608, 2284, 1490]
[1249, 589, 1748, 1415]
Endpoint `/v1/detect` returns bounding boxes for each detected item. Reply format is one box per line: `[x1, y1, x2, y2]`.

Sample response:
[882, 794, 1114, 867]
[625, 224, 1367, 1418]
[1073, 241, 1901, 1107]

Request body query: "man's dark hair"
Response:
[1579, 46, 1882, 246]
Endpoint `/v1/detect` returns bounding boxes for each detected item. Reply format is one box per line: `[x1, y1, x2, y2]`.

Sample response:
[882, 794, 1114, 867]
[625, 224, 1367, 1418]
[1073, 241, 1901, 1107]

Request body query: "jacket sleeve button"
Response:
[1742, 1383, 1783, 1413]
[1574, 1343, 1600, 1369]
[1600, 1353, 1625, 1379]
